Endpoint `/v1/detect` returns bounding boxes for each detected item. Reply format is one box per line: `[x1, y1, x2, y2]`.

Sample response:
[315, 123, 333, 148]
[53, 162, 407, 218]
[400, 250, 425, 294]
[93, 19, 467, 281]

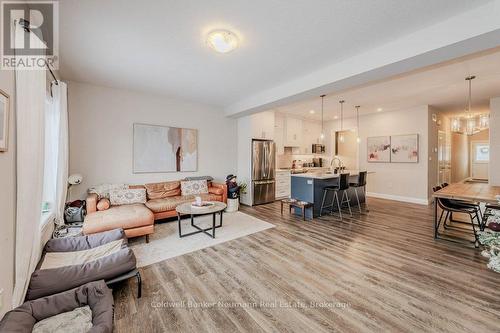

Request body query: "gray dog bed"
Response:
[0, 280, 114, 333]
[26, 229, 138, 301]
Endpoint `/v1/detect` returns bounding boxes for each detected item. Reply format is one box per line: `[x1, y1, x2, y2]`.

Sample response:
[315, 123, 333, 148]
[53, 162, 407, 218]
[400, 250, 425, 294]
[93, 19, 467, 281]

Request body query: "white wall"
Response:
[490, 97, 500, 186]
[0, 70, 16, 318]
[326, 105, 430, 204]
[68, 81, 237, 199]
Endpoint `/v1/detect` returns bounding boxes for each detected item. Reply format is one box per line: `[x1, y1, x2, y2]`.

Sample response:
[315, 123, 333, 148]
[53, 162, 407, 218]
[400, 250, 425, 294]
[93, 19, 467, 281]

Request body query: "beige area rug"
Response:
[128, 211, 275, 267]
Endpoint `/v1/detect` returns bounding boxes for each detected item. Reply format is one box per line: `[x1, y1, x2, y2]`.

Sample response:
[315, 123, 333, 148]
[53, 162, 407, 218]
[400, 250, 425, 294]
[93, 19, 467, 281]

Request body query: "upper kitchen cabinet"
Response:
[274, 113, 285, 154]
[250, 111, 275, 140]
[302, 120, 321, 154]
[284, 116, 302, 147]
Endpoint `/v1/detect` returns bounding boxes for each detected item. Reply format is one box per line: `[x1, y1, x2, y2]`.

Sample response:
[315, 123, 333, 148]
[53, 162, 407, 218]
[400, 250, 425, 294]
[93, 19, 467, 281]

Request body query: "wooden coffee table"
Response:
[176, 201, 227, 238]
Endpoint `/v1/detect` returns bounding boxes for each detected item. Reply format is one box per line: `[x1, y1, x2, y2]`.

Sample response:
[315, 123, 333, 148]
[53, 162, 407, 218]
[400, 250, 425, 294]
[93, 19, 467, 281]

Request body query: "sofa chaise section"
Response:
[84, 192, 154, 240]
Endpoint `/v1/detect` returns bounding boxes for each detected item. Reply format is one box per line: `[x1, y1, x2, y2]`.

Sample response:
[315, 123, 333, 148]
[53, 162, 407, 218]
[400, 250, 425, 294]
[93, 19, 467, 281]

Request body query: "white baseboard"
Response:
[366, 192, 430, 205]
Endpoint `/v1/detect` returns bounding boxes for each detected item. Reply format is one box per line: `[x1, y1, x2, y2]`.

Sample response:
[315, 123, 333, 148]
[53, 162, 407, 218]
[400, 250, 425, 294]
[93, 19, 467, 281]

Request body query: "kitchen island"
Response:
[290, 170, 367, 218]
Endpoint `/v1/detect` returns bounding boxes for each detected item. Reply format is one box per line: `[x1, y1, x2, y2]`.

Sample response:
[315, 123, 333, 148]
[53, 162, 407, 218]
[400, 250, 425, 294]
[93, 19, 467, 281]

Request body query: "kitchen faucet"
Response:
[331, 157, 344, 172]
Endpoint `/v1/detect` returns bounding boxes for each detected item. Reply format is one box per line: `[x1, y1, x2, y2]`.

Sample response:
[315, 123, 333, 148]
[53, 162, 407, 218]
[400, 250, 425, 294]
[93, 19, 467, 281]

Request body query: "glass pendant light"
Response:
[466, 117, 476, 135]
[338, 100, 345, 143]
[320, 94, 325, 140]
[451, 118, 461, 133]
[479, 114, 489, 129]
[464, 75, 477, 136]
[355, 105, 361, 143]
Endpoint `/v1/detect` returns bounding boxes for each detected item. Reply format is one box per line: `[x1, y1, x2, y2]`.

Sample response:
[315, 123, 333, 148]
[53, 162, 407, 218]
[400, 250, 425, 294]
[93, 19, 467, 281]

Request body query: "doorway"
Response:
[470, 140, 489, 180]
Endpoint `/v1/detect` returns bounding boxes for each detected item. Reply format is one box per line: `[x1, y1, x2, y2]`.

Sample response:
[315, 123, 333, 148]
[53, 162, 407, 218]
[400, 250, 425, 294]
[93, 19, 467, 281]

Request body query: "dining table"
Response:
[433, 181, 500, 243]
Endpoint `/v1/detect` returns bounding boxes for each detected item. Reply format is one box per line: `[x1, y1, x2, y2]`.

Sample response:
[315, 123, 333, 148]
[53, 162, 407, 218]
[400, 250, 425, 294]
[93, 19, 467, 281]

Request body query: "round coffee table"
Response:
[176, 201, 227, 238]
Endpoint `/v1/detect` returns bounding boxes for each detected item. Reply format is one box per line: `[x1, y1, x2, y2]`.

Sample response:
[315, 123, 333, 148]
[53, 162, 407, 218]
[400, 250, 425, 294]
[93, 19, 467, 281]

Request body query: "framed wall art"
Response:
[0, 89, 10, 152]
[367, 136, 391, 162]
[390, 134, 419, 163]
[133, 123, 198, 173]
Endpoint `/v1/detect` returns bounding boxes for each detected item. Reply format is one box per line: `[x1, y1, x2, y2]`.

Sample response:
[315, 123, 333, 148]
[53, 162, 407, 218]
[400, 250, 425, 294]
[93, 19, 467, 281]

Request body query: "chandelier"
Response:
[451, 75, 489, 136]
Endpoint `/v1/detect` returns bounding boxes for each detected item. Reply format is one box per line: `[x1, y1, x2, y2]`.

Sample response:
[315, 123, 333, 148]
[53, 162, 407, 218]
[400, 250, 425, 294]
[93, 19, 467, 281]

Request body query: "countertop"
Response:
[291, 170, 369, 179]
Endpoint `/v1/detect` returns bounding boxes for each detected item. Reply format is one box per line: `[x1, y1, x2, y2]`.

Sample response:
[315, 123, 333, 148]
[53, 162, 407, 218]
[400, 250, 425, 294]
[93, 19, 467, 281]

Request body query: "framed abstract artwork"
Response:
[390, 134, 419, 163]
[133, 123, 198, 173]
[0, 90, 10, 152]
[367, 136, 391, 162]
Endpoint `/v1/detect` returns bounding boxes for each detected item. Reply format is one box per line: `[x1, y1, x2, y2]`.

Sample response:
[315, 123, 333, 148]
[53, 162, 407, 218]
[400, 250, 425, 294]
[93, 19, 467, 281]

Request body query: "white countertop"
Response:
[291, 170, 369, 179]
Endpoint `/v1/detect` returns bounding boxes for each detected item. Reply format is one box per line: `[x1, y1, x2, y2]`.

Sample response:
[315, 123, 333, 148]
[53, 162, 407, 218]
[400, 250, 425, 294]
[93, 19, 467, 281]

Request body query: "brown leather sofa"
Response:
[144, 181, 227, 220]
[83, 180, 227, 241]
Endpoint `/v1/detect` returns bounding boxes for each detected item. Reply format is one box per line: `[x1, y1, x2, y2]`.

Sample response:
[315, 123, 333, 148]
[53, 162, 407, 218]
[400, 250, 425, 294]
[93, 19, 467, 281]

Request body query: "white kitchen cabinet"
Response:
[275, 170, 291, 199]
[301, 120, 321, 154]
[250, 111, 275, 140]
[274, 113, 285, 154]
[284, 117, 302, 147]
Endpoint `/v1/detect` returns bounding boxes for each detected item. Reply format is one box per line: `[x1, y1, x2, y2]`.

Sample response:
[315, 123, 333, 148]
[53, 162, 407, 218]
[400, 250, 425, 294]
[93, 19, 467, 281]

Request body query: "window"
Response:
[474, 144, 489, 163]
[41, 96, 60, 216]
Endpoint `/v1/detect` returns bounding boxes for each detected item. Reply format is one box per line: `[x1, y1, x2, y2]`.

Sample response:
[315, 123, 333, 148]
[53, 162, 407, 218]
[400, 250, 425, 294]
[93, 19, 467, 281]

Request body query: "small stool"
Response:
[281, 199, 313, 221]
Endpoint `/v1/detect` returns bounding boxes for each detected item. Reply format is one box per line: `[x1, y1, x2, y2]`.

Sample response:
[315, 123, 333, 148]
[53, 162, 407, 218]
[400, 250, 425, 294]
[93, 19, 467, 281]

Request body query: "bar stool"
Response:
[320, 173, 352, 220]
[349, 171, 368, 214]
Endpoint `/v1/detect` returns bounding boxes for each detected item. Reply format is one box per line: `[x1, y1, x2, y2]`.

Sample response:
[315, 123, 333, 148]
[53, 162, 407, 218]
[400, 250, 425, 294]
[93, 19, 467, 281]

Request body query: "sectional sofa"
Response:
[83, 180, 227, 241]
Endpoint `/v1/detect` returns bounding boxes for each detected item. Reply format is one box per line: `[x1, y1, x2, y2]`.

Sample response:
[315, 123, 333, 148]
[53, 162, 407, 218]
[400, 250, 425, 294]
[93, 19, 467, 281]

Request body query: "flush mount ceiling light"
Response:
[206, 30, 239, 53]
[377, 108, 383, 112]
[309, 110, 315, 114]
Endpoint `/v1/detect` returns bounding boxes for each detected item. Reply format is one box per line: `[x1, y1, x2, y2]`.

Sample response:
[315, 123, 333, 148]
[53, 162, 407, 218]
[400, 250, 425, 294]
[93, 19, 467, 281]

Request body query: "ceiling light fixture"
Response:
[320, 95, 325, 140]
[206, 30, 239, 53]
[338, 100, 345, 143]
[451, 76, 488, 136]
[355, 105, 361, 144]
[479, 114, 489, 128]
[309, 110, 315, 114]
[377, 108, 383, 112]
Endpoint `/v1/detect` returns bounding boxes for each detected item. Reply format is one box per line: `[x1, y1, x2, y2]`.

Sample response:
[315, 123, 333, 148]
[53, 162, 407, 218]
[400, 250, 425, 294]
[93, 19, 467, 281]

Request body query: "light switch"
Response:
[307, 180, 313, 185]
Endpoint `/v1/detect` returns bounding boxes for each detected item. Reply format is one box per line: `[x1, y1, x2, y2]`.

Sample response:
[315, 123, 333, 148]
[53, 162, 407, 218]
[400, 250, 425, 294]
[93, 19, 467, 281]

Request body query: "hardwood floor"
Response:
[113, 198, 500, 333]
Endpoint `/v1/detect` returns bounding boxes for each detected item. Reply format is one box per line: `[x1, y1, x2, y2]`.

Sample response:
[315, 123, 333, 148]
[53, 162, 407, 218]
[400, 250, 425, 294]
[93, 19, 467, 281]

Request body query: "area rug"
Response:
[128, 211, 275, 267]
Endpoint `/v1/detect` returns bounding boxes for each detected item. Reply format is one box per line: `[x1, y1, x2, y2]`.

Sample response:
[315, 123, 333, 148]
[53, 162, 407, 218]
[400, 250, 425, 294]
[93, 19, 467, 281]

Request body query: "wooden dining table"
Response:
[432, 181, 500, 243]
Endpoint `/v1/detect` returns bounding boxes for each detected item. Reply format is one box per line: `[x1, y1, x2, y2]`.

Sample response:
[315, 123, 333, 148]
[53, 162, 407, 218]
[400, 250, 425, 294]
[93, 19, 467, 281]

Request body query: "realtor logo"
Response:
[1, 1, 58, 69]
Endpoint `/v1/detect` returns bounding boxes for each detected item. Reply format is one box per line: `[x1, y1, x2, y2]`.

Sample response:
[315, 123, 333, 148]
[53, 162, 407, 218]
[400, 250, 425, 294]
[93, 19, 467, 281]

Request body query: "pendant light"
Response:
[320, 94, 326, 140]
[355, 105, 361, 143]
[338, 100, 345, 143]
[479, 114, 489, 129]
[451, 118, 461, 132]
[465, 75, 476, 136]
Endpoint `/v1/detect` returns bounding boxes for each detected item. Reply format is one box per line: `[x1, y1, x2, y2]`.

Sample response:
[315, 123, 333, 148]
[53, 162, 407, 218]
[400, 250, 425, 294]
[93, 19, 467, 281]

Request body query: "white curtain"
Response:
[12, 22, 47, 306]
[52, 82, 69, 225]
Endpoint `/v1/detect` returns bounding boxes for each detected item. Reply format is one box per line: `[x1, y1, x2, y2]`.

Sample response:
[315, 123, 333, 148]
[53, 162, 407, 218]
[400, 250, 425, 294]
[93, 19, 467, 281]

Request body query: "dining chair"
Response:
[433, 186, 482, 247]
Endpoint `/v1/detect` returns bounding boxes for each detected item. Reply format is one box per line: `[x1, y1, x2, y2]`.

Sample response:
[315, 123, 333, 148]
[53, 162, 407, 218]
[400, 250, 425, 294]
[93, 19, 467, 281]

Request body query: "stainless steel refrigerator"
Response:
[252, 139, 276, 205]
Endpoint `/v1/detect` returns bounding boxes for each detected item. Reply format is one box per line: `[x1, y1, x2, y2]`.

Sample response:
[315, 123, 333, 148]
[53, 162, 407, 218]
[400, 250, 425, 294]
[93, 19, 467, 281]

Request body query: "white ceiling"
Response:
[58, 0, 493, 108]
[274, 49, 500, 121]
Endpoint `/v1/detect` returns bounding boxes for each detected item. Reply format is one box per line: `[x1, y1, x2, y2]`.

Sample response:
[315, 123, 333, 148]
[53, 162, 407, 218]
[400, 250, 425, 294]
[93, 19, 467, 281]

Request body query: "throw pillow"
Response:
[144, 181, 181, 200]
[181, 180, 208, 196]
[109, 189, 147, 205]
[88, 183, 128, 199]
[183, 176, 214, 182]
[96, 198, 110, 211]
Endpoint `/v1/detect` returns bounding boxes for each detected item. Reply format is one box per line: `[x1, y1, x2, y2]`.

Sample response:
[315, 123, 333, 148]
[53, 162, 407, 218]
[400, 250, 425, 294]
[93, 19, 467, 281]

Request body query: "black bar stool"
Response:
[349, 171, 367, 214]
[320, 173, 352, 220]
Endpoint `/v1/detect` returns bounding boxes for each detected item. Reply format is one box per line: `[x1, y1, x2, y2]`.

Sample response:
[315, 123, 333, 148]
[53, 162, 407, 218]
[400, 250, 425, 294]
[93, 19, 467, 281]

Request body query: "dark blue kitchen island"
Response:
[290, 171, 367, 219]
